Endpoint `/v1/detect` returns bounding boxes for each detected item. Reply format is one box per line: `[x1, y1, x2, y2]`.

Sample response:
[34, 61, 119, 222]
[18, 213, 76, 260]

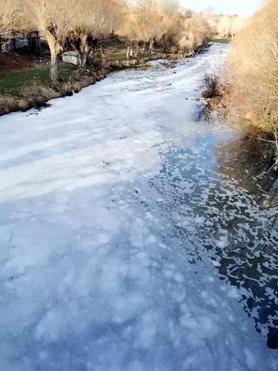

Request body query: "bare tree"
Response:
[0, 1, 17, 37]
[119, 0, 173, 57]
[25, 0, 75, 82]
[137, 0, 168, 53]
[69, 0, 124, 69]
[0, 0, 28, 50]
[118, 3, 142, 58]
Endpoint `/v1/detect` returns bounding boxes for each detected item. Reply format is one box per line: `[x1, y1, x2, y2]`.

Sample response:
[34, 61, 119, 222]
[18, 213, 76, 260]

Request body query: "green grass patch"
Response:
[0, 63, 78, 94]
[0, 67, 50, 93]
[111, 50, 127, 62]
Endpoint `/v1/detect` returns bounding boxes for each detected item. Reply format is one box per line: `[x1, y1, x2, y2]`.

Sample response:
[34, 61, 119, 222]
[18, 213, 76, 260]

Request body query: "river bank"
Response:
[0, 46, 196, 116]
[202, 74, 278, 209]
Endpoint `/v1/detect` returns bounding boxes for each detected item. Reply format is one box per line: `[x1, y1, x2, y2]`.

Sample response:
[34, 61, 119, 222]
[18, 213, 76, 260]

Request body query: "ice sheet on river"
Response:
[0, 45, 277, 370]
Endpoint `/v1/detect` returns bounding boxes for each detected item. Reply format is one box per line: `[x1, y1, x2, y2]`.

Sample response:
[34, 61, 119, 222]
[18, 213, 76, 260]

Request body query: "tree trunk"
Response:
[50, 52, 59, 83]
[91, 47, 96, 64]
[142, 42, 146, 54]
[100, 45, 106, 64]
[126, 43, 134, 59]
[47, 34, 61, 83]
[126, 46, 130, 59]
[134, 42, 139, 58]
[77, 34, 93, 70]
[80, 52, 88, 69]
[129, 42, 133, 58]
[149, 39, 154, 55]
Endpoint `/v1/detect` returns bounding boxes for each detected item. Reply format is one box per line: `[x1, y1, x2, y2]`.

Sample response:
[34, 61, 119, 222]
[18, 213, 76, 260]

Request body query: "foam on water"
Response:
[0, 44, 277, 370]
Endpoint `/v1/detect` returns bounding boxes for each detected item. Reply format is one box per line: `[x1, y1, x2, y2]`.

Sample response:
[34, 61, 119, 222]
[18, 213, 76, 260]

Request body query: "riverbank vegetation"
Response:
[202, 0, 277, 198]
[0, 0, 220, 114]
[0, 0, 213, 82]
[224, 0, 278, 170]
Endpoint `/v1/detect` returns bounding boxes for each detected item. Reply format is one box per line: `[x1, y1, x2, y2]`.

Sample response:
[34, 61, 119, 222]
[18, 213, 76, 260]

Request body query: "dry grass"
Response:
[225, 0, 278, 142]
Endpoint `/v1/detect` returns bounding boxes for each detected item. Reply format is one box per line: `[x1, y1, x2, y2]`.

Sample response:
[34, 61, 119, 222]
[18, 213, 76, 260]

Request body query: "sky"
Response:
[181, 0, 264, 16]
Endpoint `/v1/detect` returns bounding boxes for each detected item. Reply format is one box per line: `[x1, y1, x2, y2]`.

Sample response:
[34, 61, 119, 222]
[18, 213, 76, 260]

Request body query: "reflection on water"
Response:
[149, 124, 278, 348]
[216, 135, 277, 199]
[216, 136, 278, 348]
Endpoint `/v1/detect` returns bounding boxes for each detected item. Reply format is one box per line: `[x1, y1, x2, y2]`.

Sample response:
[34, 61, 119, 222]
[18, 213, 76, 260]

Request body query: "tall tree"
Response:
[25, 0, 75, 82]
[119, 0, 173, 57]
[69, 0, 124, 69]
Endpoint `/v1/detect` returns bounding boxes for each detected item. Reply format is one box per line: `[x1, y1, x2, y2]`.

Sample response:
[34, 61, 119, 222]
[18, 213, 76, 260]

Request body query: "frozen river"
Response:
[0, 44, 277, 370]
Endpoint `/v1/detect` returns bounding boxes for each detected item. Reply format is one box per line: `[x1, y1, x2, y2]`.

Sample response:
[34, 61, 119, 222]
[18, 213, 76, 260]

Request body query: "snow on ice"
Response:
[0, 45, 277, 370]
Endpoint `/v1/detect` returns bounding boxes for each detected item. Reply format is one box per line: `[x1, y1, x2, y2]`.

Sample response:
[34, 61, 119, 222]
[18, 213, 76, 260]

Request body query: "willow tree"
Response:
[69, 0, 124, 69]
[118, 3, 142, 58]
[119, 0, 172, 58]
[136, 0, 170, 54]
[25, 0, 75, 82]
[158, 0, 181, 52]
